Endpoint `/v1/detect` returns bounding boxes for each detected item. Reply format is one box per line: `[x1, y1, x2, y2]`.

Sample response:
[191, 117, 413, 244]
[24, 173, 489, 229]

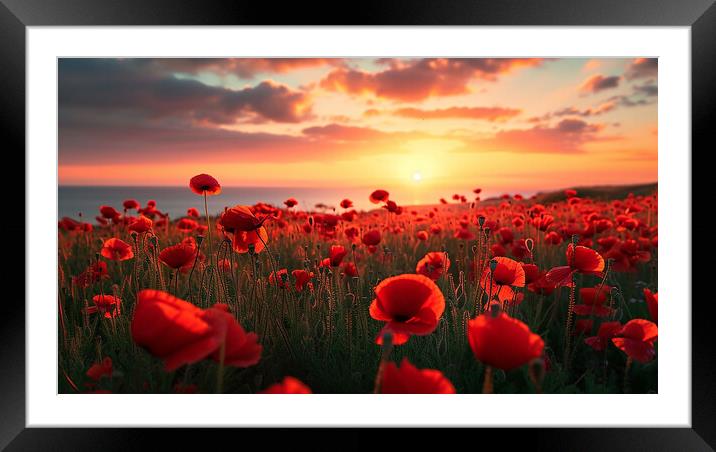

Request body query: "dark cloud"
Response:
[320, 58, 545, 101]
[59, 59, 313, 125]
[633, 83, 658, 97]
[580, 74, 621, 94]
[624, 58, 658, 80]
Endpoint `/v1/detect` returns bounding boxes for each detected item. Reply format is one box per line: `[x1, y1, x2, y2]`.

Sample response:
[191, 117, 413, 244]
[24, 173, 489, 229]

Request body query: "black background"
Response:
[1, 0, 712, 450]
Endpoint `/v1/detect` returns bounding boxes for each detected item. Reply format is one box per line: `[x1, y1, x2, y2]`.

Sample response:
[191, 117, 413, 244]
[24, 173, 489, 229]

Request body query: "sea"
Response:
[57, 185, 461, 220]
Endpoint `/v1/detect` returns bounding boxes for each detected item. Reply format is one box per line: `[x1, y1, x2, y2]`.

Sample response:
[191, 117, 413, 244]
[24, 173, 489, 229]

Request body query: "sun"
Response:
[412, 172, 422, 182]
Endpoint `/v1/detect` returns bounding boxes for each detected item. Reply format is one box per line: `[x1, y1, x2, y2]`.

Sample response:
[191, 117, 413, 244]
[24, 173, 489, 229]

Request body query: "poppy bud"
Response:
[148, 235, 158, 247]
[130, 231, 138, 241]
[248, 243, 255, 255]
[489, 259, 498, 272]
[351, 243, 357, 251]
[490, 302, 502, 317]
[483, 227, 491, 236]
[308, 216, 314, 226]
[571, 234, 579, 245]
[478, 216, 486, 227]
[525, 238, 534, 253]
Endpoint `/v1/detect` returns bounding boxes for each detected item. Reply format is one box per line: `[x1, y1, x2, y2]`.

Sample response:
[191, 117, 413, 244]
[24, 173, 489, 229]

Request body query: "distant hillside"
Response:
[529, 182, 658, 205]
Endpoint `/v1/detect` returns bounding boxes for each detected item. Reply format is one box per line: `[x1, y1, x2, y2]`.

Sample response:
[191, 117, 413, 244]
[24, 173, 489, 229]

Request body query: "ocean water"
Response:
[57, 185, 443, 220]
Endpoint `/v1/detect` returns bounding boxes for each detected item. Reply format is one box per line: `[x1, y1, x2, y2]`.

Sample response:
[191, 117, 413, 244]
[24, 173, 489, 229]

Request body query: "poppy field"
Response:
[58, 174, 658, 394]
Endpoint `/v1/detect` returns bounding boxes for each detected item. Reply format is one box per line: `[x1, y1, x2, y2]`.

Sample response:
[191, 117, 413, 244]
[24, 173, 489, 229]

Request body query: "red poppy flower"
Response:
[480, 257, 526, 302]
[86, 357, 113, 381]
[284, 198, 298, 208]
[99, 205, 120, 220]
[261, 376, 312, 394]
[611, 319, 658, 363]
[159, 243, 198, 270]
[89, 294, 122, 318]
[369, 274, 445, 345]
[521, 263, 541, 285]
[342, 261, 358, 278]
[177, 218, 199, 233]
[573, 286, 614, 317]
[269, 269, 290, 288]
[362, 229, 382, 246]
[467, 310, 544, 371]
[131, 290, 228, 371]
[584, 321, 622, 351]
[340, 199, 353, 209]
[644, 288, 658, 323]
[292, 269, 314, 291]
[380, 357, 456, 394]
[369, 189, 390, 204]
[454, 228, 475, 240]
[128, 215, 152, 233]
[328, 245, 348, 267]
[101, 238, 134, 261]
[574, 319, 594, 336]
[220, 205, 268, 233]
[565, 189, 578, 198]
[544, 231, 563, 245]
[429, 224, 442, 235]
[345, 226, 360, 241]
[416, 230, 429, 241]
[205, 304, 262, 368]
[123, 199, 140, 210]
[473, 188, 482, 194]
[187, 207, 200, 218]
[72, 261, 109, 288]
[545, 244, 605, 287]
[189, 173, 221, 195]
[232, 227, 269, 254]
[416, 252, 450, 281]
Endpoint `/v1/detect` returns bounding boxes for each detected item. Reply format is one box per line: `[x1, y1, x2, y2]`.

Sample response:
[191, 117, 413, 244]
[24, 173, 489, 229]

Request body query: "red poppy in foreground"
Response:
[261, 376, 312, 394]
[611, 319, 658, 363]
[584, 321, 622, 351]
[369, 189, 390, 204]
[268, 269, 290, 288]
[159, 243, 198, 270]
[467, 310, 544, 371]
[644, 288, 658, 323]
[205, 304, 262, 367]
[545, 244, 605, 286]
[100, 238, 134, 261]
[131, 290, 227, 371]
[86, 357, 113, 381]
[189, 173, 221, 195]
[479, 256, 526, 302]
[369, 274, 445, 345]
[284, 198, 298, 208]
[416, 252, 451, 281]
[340, 199, 353, 209]
[89, 294, 122, 318]
[380, 357, 456, 394]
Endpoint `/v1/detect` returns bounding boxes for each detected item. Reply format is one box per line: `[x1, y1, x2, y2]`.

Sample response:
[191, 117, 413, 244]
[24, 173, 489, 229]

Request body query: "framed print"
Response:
[3, 0, 713, 449]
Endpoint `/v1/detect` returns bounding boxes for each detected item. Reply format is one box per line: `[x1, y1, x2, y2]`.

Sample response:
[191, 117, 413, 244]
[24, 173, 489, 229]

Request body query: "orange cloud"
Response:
[468, 119, 608, 154]
[368, 106, 521, 122]
[320, 58, 544, 101]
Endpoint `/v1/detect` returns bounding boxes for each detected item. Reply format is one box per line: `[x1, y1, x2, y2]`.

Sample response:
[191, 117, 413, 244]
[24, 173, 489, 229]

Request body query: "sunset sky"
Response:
[58, 57, 657, 198]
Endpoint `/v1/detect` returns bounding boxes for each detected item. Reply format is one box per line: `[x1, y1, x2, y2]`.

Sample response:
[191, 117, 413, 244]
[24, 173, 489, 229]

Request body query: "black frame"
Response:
[2, 0, 712, 449]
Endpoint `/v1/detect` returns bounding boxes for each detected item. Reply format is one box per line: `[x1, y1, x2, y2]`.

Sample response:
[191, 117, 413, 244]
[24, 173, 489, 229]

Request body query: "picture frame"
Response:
[3, 0, 712, 448]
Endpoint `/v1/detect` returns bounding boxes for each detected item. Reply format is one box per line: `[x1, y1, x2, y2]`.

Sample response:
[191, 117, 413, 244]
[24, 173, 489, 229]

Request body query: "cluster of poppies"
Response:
[59, 173, 658, 394]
